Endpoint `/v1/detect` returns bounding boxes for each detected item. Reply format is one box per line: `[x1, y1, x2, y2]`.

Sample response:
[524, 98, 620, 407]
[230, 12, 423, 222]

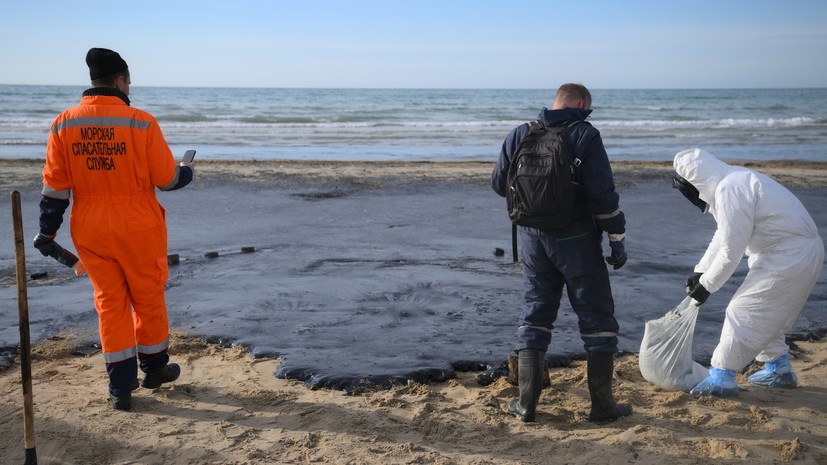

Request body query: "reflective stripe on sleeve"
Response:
[41, 184, 71, 199]
[593, 210, 621, 220]
[159, 166, 180, 191]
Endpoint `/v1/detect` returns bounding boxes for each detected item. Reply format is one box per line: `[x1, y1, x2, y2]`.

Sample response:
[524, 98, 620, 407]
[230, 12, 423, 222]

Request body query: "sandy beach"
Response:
[2, 159, 827, 464]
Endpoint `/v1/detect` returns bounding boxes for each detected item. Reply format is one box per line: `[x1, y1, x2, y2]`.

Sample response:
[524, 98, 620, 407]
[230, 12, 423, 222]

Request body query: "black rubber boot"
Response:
[587, 352, 632, 423]
[110, 392, 132, 411]
[106, 357, 138, 410]
[141, 363, 181, 389]
[507, 349, 545, 422]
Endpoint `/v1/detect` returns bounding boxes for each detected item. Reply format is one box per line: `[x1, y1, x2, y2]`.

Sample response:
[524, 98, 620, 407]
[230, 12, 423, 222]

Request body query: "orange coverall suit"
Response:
[42, 94, 177, 371]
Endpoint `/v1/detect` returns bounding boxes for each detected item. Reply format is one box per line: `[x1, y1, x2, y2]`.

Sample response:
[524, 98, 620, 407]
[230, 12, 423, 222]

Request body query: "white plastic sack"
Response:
[639, 297, 709, 391]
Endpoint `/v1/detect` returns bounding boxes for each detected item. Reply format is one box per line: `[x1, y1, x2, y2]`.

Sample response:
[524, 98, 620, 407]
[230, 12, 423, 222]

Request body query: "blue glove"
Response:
[605, 239, 627, 270]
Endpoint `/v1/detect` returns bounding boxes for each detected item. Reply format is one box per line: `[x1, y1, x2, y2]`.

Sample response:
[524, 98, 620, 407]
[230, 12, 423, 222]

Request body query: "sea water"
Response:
[1, 85, 826, 162]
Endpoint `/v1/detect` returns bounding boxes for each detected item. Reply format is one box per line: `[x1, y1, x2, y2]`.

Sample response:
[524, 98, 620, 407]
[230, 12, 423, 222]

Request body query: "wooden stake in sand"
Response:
[11, 191, 38, 465]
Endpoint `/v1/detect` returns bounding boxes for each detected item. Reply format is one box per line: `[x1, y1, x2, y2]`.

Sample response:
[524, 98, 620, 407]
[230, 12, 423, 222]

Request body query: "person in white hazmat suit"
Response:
[672, 148, 824, 397]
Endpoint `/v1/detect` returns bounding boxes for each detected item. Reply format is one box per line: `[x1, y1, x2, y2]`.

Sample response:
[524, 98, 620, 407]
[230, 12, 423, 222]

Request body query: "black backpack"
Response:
[506, 119, 584, 230]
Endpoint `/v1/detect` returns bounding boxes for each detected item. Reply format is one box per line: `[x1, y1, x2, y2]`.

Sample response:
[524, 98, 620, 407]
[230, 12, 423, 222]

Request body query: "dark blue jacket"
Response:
[491, 107, 625, 237]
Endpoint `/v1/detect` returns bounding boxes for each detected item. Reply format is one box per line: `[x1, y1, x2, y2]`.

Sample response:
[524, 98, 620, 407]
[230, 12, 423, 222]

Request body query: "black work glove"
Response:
[685, 272, 703, 293]
[605, 239, 627, 270]
[687, 281, 710, 305]
[33, 233, 56, 257]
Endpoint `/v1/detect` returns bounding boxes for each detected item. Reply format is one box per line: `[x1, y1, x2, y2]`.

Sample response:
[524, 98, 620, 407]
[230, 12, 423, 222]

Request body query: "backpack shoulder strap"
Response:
[565, 119, 590, 130]
[512, 120, 546, 159]
[561, 119, 588, 167]
[526, 119, 545, 134]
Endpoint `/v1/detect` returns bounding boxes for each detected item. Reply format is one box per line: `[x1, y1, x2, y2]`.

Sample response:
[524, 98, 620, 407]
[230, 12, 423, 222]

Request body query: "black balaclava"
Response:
[672, 174, 707, 213]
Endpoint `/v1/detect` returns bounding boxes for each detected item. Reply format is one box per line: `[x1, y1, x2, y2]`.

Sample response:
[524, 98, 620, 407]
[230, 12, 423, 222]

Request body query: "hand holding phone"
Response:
[182, 149, 196, 164]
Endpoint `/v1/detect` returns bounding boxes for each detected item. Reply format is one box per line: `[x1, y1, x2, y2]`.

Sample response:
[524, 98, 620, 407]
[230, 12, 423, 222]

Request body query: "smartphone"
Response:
[182, 149, 196, 164]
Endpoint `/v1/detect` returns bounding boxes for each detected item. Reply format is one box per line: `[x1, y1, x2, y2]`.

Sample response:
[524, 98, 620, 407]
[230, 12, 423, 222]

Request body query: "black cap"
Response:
[86, 48, 128, 81]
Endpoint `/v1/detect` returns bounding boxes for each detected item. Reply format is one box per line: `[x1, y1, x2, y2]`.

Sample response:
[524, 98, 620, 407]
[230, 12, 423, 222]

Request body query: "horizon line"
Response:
[2, 83, 827, 92]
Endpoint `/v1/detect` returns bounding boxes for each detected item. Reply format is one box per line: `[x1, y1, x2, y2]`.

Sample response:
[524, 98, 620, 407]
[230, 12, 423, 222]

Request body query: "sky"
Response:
[1, 1, 826, 89]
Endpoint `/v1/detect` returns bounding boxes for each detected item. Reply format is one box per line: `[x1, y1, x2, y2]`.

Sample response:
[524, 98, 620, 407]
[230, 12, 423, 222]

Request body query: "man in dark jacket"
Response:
[491, 83, 631, 423]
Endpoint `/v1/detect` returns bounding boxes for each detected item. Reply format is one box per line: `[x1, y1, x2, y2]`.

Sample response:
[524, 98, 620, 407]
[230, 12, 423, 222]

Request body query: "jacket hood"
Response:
[538, 107, 592, 126]
[673, 148, 734, 206]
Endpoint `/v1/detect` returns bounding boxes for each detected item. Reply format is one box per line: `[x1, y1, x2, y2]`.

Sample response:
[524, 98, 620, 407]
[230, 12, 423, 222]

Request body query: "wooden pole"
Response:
[11, 191, 38, 465]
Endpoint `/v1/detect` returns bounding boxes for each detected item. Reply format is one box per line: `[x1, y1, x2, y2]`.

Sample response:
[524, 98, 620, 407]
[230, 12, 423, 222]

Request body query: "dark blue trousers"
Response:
[106, 349, 170, 396]
[516, 225, 619, 354]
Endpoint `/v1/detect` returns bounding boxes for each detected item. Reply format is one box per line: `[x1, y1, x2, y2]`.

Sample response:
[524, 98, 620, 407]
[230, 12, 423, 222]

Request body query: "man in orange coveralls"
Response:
[35, 48, 195, 411]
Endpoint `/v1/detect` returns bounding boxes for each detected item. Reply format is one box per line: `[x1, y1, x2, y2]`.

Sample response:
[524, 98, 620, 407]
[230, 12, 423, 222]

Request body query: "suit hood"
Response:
[673, 148, 734, 207]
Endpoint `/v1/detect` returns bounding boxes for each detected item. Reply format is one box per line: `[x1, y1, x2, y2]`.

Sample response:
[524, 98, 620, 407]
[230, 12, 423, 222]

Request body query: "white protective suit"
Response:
[674, 148, 824, 371]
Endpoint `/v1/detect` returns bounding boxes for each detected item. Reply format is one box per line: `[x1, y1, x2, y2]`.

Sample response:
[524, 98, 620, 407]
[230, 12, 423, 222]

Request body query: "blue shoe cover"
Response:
[748, 354, 798, 389]
[689, 367, 740, 398]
